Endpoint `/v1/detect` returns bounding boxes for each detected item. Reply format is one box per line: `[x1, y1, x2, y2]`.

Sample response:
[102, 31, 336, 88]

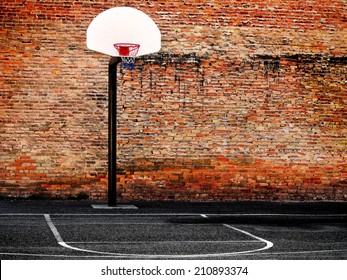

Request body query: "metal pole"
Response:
[108, 57, 121, 206]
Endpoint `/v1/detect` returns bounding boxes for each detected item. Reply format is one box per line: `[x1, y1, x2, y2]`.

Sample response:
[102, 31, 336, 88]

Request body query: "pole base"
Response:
[91, 204, 138, 209]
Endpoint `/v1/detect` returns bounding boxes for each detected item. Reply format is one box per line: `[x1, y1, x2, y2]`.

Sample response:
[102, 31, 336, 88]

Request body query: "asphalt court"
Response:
[0, 201, 346, 259]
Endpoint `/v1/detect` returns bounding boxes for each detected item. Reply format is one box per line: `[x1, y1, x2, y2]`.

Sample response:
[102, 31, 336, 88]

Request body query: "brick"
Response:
[1, 0, 346, 201]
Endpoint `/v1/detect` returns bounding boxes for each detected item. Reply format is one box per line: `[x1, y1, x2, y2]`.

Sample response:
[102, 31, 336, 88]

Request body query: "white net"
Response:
[121, 56, 136, 70]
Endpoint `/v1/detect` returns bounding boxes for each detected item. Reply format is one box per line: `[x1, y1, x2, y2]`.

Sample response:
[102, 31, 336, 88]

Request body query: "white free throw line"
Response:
[68, 240, 261, 244]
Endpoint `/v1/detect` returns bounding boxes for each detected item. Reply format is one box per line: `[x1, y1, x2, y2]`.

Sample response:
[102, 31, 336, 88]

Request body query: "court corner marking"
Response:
[223, 224, 274, 253]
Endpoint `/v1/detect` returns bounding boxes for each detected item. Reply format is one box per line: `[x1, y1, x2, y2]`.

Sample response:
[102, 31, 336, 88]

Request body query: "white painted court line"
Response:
[44, 214, 64, 243]
[52, 222, 240, 226]
[223, 224, 273, 254]
[0, 213, 184, 217]
[236, 248, 347, 257]
[44, 214, 274, 259]
[45, 214, 115, 255]
[0, 252, 96, 258]
[68, 240, 261, 244]
[196, 213, 347, 219]
[0, 213, 344, 259]
[2, 248, 347, 259]
[1, 213, 346, 217]
[52, 222, 171, 226]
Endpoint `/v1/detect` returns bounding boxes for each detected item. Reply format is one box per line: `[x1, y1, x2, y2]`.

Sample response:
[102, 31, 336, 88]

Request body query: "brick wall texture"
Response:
[1, 0, 346, 201]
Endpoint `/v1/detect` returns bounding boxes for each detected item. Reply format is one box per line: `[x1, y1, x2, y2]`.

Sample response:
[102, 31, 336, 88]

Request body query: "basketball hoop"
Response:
[114, 43, 140, 70]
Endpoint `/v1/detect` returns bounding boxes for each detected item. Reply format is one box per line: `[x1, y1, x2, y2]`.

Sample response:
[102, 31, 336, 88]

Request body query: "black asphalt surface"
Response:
[0, 200, 346, 260]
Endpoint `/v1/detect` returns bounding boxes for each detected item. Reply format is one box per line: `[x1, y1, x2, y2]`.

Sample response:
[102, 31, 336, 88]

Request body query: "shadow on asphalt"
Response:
[167, 215, 347, 225]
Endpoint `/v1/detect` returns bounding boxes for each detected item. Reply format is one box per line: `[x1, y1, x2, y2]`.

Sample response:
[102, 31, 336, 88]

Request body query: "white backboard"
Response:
[87, 7, 161, 57]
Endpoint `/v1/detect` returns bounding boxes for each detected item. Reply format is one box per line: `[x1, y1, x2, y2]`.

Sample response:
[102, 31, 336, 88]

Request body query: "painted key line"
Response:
[44, 213, 273, 259]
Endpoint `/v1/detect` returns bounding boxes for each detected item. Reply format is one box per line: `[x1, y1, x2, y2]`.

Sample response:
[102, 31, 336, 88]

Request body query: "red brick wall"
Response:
[1, 0, 346, 201]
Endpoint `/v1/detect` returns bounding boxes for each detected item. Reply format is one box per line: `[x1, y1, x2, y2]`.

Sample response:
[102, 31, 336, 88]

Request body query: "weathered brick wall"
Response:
[1, 0, 346, 201]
